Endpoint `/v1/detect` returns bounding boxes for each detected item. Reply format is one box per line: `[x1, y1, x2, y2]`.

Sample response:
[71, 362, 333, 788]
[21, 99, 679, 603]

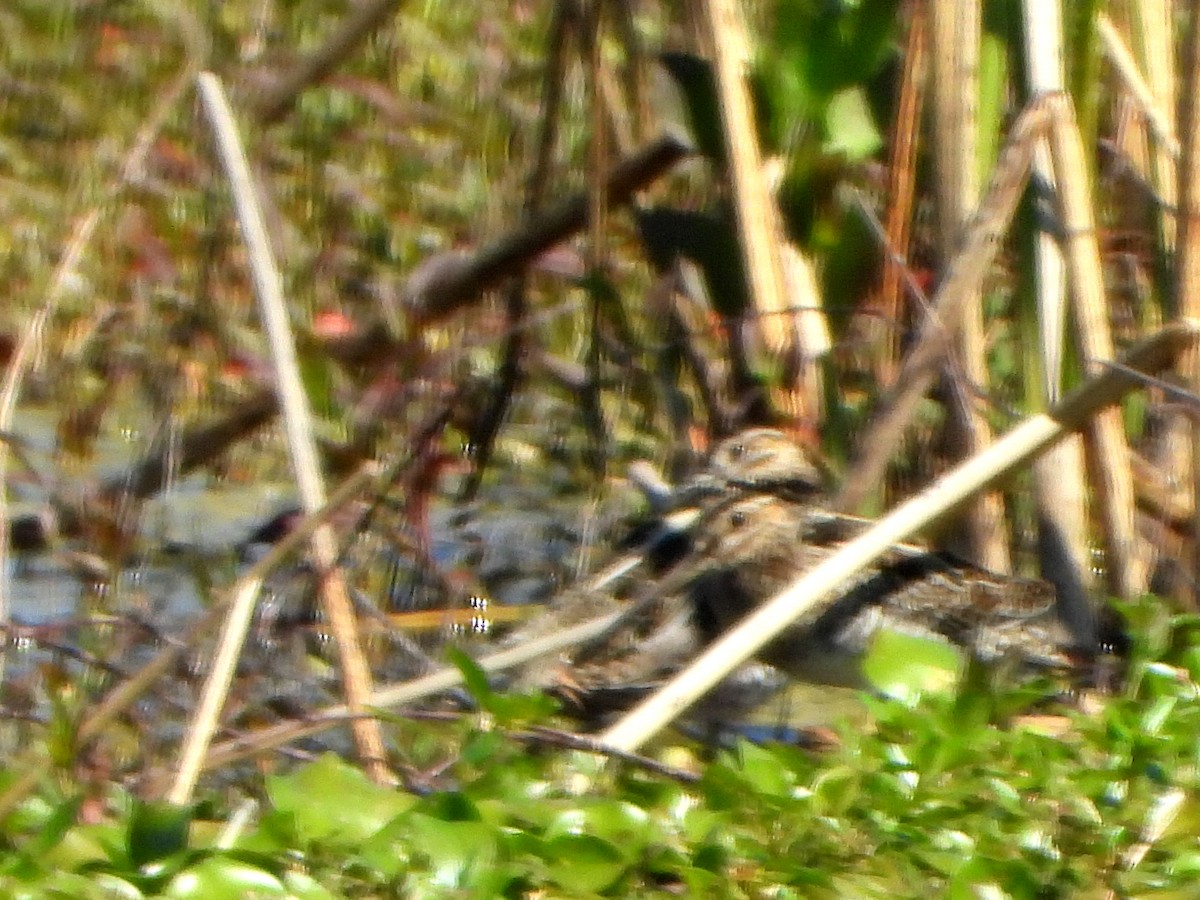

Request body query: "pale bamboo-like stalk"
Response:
[703, 0, 786, 351]
[780, 242, 829, 422]
[1045, 93, 1145, 598]
[1136, 0, 1178, 254]
[1177, 1, 1200, 602]
[1098, 7, 1173, 296]
[702, 0, 822, 422]
[1022, 1, 1093, 646]
[927, 0, 1009, 572]
[176, 73, 389, 801]
[600, 323, 1196, 754]
[1024, 4, 1070, 396]
[1098, 12, 1180, 159]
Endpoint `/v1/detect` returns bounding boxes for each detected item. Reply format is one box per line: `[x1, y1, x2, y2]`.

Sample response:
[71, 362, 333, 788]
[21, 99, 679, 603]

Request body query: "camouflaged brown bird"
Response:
[687, 493, 1090, 689]
[499, 429, 825, 704]
[500, 428, 1107, 710]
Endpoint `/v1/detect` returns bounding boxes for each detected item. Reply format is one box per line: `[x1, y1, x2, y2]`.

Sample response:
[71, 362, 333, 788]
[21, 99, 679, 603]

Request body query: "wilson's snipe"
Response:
[501, 427, 1104, 711]
[637, 428, 825, 574]
[500, 429, 820, 703]
[687, 493, 1092, 688]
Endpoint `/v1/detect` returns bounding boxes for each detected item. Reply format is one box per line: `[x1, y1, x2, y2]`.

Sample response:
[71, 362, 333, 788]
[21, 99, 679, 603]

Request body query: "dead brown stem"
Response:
[247, 0, 408, 125]
[835, 96, 1055, 514]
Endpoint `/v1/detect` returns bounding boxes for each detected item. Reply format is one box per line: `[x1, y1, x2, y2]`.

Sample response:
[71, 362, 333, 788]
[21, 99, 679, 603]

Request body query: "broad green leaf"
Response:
[127, 801, 191, 868]
[282, 869, 340, 900]
[864, 629, 962, 700]
[446, 646, 493, 706]
[822, 88, 882, 159]
[545, 833, 627, 894]
[544, 800, 652, 859]
[266, 755, 415, 846]
[724, 741, 796, 798]
[164, 857, 286, 898]
[406, 814, 497, 889]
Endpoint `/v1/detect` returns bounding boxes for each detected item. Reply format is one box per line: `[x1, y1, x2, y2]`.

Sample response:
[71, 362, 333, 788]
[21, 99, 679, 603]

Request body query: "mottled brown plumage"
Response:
[687, 494, 1086, 688]
[499, 428, 1097, 712]
[499, 429, 819, 705]
[677, 428, 824, 508]
[641, 428, 824, 574]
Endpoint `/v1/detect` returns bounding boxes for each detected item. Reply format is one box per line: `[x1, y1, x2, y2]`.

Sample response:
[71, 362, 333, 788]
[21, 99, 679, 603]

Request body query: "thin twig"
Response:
[0, 460, 383, 821]
[462, 0, 572, 499]
[835, 96, 1055, 514]
[177, 73, 388, 800]
[247, 0, 408, 124]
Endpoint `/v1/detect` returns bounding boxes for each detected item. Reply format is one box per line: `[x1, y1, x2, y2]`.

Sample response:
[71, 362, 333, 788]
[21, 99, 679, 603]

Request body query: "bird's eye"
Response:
[730, 511, 747, 527]
[728, 443, 745, 460]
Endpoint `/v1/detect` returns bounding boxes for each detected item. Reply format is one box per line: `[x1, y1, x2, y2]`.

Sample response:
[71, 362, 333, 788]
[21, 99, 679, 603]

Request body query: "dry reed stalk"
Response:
[1098, 12, 1180, 159]
[181, 73, 389, 797]
[929, 0, 1010, 573]
[1045, 93, 1145, 598]
[701, 0, 820, 421]
[1113, 0, 1180, 254]
[1022, 0, 1093, 647]
[1134, 0, 1178, 253]
[1177, 1, 1200, 604]
[876, 2, 927, 385]
[600, 322, 1198, 754]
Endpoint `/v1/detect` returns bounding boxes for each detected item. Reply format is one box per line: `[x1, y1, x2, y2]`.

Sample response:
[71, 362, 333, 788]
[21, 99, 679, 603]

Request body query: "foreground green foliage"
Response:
[2, 599, 1199, 897]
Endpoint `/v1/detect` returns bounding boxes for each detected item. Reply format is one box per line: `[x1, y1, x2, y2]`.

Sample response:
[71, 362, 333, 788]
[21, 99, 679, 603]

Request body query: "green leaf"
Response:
[281, 869, 341, 900]
[822, 88, 882, 159]
[724, 741, 796, 799]
[864, 629, 962, 700]
[164, 857, 286, 898]
[544, 800, 653, 859]
[545, 833, 628, 893]
[446, 646, 494, 705]
[24, 794, 83, 858]
[266, 755, 415, 847]
[406, 814, 497, 889]
[128, 801, 191, 868]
